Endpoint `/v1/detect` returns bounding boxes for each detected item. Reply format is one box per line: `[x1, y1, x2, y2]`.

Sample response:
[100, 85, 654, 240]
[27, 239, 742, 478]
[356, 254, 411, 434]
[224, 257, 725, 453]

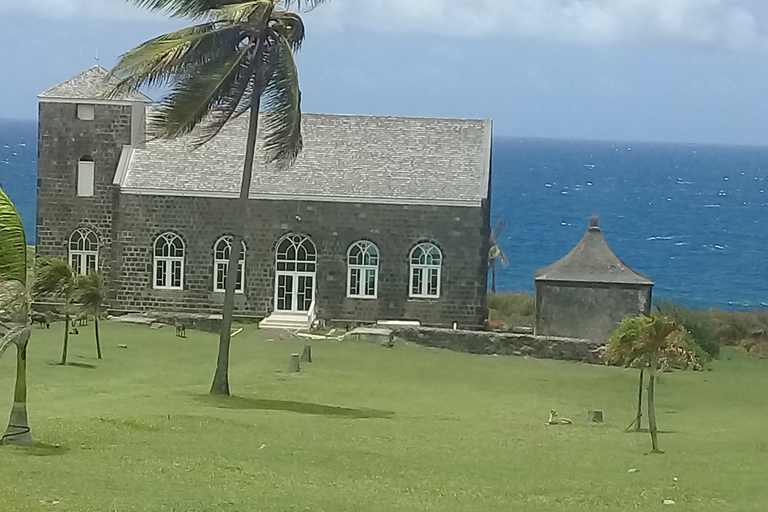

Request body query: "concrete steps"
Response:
[259, 312, 308, 331]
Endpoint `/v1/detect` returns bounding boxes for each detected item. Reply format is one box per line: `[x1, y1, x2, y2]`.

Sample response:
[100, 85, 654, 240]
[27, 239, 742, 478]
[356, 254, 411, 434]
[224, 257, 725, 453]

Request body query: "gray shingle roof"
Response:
[116, 112, 492, 206]
[39, 66, 152, 103]
[534, 215, 654, 285]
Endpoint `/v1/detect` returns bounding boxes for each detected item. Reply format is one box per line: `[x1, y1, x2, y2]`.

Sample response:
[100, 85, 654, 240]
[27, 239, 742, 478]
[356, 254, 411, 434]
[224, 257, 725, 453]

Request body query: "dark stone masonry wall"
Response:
[36, 102, 132, 296]
[392, 327, 604, 364]
[112, 195, 490, 327]
[535, 282, 653, 344]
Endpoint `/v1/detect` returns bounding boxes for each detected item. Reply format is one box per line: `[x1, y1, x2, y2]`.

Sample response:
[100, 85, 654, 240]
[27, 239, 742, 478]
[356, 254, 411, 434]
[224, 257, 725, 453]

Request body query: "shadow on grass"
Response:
[625, 428, 677, 434]
[46, 361, 97, 369]
[195, 394, 394, 419]
[5, 442, 70, 457]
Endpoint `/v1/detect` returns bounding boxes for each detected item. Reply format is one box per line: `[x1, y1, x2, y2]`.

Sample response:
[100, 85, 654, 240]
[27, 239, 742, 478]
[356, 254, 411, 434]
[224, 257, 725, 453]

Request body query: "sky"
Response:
[2, 0, 768, 145]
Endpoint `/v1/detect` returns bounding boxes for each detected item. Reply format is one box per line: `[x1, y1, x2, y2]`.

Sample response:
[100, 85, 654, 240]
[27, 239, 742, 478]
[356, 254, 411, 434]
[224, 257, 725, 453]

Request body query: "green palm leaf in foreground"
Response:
[34, 257, 77, 365]
[0, 186, 33, 446]
[604, 314, 695, 453]
[111, 0, 328, 395]
[75, 271, 106, 359]
[0, 187, 27, 286]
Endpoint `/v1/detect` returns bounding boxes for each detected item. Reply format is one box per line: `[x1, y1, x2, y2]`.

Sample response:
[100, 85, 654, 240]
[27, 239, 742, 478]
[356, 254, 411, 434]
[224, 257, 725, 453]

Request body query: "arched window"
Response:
[409, 242, 442, 298]
[154, 232, 185, 290]
[213, 236, 246, 293]
[77, 156, 95, 197]
[347, 241, 379, 298]
[276, 234, 317, 273]
[69, 228, 98, 275]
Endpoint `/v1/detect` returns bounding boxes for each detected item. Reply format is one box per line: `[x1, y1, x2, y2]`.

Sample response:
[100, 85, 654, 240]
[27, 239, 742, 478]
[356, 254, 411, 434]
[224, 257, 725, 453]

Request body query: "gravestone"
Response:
[288, 353, 300, 373]
[587, 409, 604, 423]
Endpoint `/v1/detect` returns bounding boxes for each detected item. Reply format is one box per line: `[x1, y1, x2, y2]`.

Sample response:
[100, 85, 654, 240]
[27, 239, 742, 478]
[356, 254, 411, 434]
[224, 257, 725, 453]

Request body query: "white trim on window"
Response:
[77, 157, 95, 197]
[154, 232, 185, 290]
[69, 228, 99, 275]
[347, 241, 379, 299]
[213, 236, 246, 293]
[409, 242, 442, 299]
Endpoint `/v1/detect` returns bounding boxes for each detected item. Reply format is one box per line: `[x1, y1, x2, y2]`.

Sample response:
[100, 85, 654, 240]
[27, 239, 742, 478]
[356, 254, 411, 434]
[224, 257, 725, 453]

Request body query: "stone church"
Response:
[35, 66, 493, 329]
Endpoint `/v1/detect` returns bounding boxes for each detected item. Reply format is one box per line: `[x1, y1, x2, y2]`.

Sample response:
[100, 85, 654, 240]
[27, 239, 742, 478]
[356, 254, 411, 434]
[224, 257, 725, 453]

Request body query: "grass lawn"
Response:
[1, 321, 767, 511]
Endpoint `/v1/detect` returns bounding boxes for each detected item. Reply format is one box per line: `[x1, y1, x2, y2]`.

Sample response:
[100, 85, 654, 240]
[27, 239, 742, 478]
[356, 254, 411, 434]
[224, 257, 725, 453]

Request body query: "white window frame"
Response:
[154, 232, 185, 290]
[347, 241, 379, 299]
[409, 242, 442, 299]
[77, 104, 95, 121]
[77, 157, 95, 197]
[213, 236, 246, 293]
[69, 228, 99, 276]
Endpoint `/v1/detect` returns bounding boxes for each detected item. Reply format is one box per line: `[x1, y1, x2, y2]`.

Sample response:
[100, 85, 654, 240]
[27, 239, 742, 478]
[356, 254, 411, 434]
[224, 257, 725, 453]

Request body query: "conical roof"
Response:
[534, 214, 653, 285]
[38, 66, 152, 103]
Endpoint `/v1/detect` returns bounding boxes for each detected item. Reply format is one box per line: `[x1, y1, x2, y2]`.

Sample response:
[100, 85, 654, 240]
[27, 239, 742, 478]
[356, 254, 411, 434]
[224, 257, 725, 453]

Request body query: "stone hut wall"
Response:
[534, 281, 652, 343]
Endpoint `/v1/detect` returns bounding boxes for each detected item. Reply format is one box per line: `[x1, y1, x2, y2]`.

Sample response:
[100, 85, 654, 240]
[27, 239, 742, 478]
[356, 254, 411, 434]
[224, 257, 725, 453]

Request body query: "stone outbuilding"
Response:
[533, 215, 653, 343]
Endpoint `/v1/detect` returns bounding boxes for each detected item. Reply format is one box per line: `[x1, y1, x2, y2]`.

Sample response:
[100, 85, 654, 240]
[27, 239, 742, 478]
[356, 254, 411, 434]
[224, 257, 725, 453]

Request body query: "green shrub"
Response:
[654, 299, 720, 359]
[487, 292, 534, 328]
[707, 308, 768, 346]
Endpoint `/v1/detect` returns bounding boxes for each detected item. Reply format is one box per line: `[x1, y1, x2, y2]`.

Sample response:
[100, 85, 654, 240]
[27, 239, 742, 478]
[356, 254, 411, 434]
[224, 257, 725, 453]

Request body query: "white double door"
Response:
[274, 271, 314, 313]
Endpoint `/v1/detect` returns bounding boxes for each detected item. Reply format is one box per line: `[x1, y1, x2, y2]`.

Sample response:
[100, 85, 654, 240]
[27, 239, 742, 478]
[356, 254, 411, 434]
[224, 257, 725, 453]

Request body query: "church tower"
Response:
[36, 66, 151, 296]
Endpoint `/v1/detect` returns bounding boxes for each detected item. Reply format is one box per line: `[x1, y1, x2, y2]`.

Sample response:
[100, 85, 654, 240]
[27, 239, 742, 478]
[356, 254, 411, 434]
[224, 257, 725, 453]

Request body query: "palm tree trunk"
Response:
[490, 260, 497, 293]
[647, 369, 660, 453]
[60, 312, 70, 365]
[635, 368, 644, 431]
[94, 314, 102, 360]
[211, 49, 264, 396]
[3, 337, 32, 446]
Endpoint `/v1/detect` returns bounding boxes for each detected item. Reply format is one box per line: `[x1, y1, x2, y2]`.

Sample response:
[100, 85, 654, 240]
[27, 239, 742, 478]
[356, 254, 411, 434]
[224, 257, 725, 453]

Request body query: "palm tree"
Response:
[75, 270, 106, 359]
[0, 186, 33, 446]
[110, 0, 327, 395]
[604, 314, 696, 453]
[33, 258, 77, 365]
[488, 218, 508, 293]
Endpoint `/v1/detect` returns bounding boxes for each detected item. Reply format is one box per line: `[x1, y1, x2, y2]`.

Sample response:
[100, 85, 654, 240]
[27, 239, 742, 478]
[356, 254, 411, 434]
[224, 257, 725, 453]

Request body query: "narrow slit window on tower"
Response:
[77, 104, 95, 121]
[77, 156, 95, 197]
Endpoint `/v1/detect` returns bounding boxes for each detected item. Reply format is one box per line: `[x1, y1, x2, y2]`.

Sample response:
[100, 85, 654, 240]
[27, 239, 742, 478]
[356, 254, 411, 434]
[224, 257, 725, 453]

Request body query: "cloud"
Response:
[303, 0, 768, 51]
[0, 0, 169, 22]
[5, 0, 768, 51]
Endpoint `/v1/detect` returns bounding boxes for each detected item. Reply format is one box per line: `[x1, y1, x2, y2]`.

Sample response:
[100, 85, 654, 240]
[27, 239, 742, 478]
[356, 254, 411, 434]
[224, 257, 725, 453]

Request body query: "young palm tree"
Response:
[0, 186, 33, 446]
[110, 0, 327, 395]
[488, 218, 508, 293]
[75, 270, 106, 359]
[604, 314, 695, 453]
[33, 258, 77, 366]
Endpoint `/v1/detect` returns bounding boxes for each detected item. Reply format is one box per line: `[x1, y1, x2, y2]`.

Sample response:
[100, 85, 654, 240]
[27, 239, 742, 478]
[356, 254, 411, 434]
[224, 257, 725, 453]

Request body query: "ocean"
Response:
[1, 119, 766, 311]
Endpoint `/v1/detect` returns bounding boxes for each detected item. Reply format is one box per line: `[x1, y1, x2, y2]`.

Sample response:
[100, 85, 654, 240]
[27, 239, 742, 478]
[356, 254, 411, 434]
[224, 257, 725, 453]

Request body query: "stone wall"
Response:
[392, 326, 604, 364]
[112, 195, 490, 327]
[534, 281, 652, 344]
[36, 102, 132, 300]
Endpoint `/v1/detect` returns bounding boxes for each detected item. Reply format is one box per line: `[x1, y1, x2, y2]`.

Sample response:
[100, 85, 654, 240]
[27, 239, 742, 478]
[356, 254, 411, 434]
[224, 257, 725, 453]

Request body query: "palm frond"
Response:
[271, 10, 306, 51]
[74, 271, 105, 314]
[491, 217, 506, 243]
[260, 34, 303, 165]
[33, 257, 75, 298]
[0, 187, 27, 285]
[604, 314, 689, 369]
[207, 0, 274, 24]
[108, 23, 243, 98]
[149, 44, 252, 140]
[194, 49, 264, 145]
